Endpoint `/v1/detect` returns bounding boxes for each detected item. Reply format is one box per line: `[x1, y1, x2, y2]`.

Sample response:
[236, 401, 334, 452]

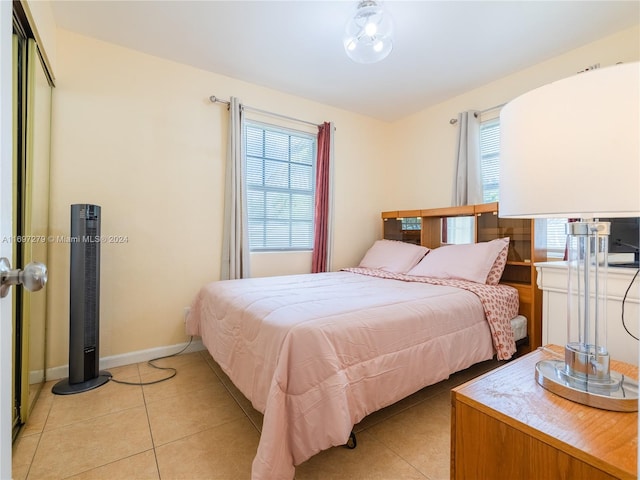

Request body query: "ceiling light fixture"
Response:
[343, 0, 393, 64]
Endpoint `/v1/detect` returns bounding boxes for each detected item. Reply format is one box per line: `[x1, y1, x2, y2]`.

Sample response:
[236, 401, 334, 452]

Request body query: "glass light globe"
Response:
[343, 1, 393, 64]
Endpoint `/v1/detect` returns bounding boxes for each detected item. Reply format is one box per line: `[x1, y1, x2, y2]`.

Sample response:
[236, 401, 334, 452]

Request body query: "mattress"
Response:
[511, 314, 528, 342]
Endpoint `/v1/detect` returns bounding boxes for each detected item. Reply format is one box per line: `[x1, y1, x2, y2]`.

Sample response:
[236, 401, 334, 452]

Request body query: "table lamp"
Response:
[499, 62, 640, 412]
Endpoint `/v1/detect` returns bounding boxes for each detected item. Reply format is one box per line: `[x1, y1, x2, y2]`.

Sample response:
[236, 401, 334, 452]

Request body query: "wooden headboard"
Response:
[381, 202, 547, 355]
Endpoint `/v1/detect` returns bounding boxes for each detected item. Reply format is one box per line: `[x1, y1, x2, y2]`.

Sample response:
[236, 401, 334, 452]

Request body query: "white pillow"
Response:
[358, 240, 429, 274]
[406, 238, 509, 284]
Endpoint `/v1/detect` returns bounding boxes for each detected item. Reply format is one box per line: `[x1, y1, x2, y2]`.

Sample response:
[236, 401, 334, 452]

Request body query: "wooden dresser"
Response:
[451, 346, 638, 480]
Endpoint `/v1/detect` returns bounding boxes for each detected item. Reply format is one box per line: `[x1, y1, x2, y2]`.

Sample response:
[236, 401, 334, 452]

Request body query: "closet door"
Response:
[20, 37, 51, 422]
[11, 28, 52, 435]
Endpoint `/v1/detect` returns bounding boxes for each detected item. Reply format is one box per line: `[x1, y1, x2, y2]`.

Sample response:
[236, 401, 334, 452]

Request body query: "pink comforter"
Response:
[186, 269, 519, 479]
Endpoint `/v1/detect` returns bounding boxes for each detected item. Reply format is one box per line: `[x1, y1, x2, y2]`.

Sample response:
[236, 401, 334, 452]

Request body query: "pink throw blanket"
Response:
[342, 267, 518, 360]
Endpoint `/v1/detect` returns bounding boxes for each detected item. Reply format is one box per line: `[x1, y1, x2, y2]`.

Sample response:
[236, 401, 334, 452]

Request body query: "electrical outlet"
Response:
[183, 306, 191, 323]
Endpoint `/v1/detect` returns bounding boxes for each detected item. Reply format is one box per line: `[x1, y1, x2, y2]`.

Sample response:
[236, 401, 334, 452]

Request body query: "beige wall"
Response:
[47, 29, 392, 369]
[47, 24, 639, 372]
[385, 25, 640, 211]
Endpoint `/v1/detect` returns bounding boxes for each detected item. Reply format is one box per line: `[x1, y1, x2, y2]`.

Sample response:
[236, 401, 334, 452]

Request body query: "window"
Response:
[400, 217, 421, 231]
[245, 122, 317, 251]
[479, 117, 567, 256]
[443, 216, 475, 245]
[546, 218, 569, 258]
[479, 118, 500, 203]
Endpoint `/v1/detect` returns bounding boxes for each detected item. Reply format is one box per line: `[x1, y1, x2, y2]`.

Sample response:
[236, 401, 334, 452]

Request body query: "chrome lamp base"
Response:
[535, 222, 639, 412]
[535, 358, 638, 412]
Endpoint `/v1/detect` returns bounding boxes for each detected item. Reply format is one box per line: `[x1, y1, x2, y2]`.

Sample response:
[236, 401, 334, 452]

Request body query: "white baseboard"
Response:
[29, 369, 45, 385]
[45, 338, 205, 381]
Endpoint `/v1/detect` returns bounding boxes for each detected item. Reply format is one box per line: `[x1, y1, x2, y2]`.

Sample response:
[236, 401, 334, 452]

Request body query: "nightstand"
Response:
[451, 345, 638, 479]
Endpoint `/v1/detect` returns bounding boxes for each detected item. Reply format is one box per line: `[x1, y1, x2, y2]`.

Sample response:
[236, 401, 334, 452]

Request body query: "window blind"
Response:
[245, 122, 316, 251]
[480, 118, 500, 203]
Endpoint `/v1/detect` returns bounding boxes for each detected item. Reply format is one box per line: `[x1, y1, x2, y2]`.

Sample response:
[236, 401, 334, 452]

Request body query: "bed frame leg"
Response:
[345, 431, 357, 449]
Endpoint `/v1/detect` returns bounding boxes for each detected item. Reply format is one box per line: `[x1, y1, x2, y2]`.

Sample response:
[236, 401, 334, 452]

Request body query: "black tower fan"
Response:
[53, 204, 110, 394]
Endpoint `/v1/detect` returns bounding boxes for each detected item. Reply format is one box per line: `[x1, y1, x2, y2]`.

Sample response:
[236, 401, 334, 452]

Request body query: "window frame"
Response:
[479, 117, 500, 204]
[244, 120, 317, 252]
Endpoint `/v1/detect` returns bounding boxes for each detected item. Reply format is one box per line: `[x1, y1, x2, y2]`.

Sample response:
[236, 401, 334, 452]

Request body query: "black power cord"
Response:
[107, 336, 194, 386]
[621, 269, 640, 341]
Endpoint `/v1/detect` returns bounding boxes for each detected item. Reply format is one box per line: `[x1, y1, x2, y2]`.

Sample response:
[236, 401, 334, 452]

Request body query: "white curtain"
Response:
[221, 97, 250, 279]
[452, 111, 482, 206]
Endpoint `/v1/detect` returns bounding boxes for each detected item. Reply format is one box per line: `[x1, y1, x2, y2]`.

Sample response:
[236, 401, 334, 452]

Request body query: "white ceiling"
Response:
[50, 1, 640, 122]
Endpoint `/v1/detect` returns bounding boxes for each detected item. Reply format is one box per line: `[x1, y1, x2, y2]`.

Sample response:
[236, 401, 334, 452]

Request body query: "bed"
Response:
[186, 237, 521, 480]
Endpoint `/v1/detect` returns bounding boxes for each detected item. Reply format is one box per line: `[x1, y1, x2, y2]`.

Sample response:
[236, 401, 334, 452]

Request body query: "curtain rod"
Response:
[209, 95, 319, 128]
[449, 102, 507, 125]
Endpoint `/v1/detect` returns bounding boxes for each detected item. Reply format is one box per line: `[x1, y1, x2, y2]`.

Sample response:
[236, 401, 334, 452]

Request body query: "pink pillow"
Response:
[406, 238, 510, 284]
[485, 237, 510, 285]
[359, 240, 429, 274]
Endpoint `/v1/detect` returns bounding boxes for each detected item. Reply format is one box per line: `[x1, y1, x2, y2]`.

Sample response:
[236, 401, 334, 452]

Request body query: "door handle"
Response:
[0, 257, 47, 298]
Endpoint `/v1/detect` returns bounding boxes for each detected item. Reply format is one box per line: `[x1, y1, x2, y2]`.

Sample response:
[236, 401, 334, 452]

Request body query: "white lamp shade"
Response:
[499, 62, 640, 218]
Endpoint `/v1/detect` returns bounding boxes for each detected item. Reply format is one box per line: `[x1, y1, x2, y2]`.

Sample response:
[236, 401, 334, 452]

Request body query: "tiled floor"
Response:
[12, 350, 502, 479]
